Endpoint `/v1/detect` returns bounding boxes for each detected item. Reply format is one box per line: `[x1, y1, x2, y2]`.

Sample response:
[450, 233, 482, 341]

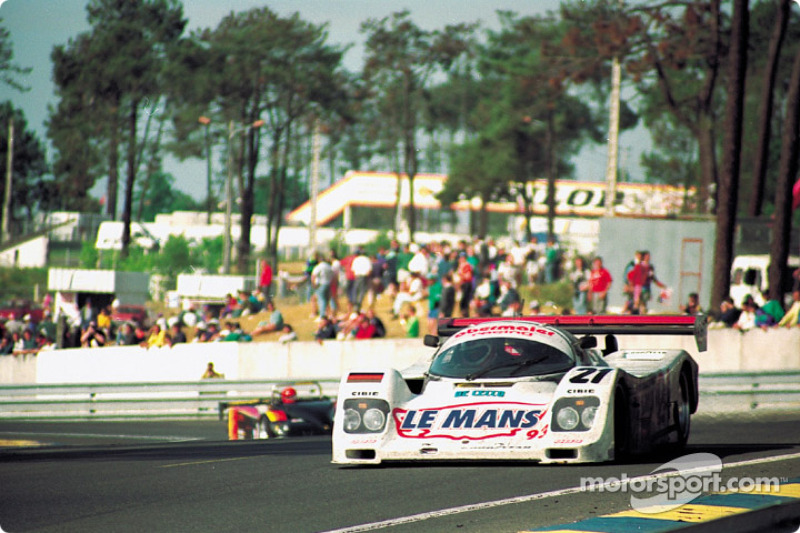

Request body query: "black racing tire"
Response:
[614, 386, 631, 461]
[256, 416, 276, 440]
[675, 370, 691, 448]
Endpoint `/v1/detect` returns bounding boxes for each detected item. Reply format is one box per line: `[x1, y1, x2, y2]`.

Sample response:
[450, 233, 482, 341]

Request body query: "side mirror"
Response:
[579, 336, 597, 349]
[423, 334, 439, 348]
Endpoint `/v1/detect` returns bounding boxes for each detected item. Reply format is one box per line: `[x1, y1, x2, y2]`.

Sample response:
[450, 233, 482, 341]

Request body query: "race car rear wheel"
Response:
[256, 416, 276, 439]
[675, 371, 691, 447]
[614, 386, 631, 460]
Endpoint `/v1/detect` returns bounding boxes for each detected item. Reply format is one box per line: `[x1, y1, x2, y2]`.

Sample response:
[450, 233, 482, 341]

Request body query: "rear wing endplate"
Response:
[437, 314, 708, 352]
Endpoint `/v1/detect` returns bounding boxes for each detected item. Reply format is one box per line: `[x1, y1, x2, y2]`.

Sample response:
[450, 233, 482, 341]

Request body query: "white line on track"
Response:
[321, 450, 800, 533]
[0, 431, 201, 442]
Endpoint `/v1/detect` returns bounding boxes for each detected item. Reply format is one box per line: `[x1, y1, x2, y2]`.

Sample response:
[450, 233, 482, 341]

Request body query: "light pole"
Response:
[2, 118, 13, 244]
[224, 118, 264, 274]
[198, 116, 212, 225]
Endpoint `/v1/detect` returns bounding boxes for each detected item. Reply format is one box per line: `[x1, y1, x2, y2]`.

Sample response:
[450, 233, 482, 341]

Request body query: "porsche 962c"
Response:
[332, 314, 706, 465]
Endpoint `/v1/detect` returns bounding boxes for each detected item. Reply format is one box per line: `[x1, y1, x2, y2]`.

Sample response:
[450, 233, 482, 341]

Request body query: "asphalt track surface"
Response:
[1, 412, 800, 533]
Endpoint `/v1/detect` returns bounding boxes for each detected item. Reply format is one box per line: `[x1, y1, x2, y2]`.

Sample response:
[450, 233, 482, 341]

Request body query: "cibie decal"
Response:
[392, 401, 547, 441]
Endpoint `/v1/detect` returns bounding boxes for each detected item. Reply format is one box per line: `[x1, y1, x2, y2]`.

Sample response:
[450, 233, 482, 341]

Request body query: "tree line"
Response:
[0, 0, 799, 308]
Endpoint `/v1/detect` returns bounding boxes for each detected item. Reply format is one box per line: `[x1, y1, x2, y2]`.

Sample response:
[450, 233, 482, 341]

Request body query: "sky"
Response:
[0, 0, 641, 203]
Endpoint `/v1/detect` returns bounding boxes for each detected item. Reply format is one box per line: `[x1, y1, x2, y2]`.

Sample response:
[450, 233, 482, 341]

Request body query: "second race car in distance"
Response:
[333, 314, 706, 465]
[222, 381, 335, 440]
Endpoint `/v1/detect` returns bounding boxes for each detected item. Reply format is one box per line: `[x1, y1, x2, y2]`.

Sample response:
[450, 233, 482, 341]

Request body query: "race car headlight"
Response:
[581, 406, 598, 429]
[342, 398, 390, 433]
[343, 409, 362, 432]
[552, 397, 601, 432]
[556, 407, 580, 431]
[363, 408, 386, 431]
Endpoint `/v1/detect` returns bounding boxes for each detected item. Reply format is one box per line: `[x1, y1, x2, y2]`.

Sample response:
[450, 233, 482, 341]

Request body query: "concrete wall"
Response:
[1, 329, 797, 385]
[0, 352, 37, 383]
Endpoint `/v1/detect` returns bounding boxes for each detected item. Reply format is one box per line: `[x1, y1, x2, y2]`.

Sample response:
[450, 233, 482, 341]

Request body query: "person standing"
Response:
[456, 253, 474, 317]
[311, 253, 334, 319]
[570, 256, 591, 315]
[544, 237, 560, 283]
[588, 257, 613, 314]
[328, 250, 341, 315]
[439, 273, 456, 319]
[258, 258, 273, 305]
[351, 248, 373, 313]
[637, 251, 667, 314]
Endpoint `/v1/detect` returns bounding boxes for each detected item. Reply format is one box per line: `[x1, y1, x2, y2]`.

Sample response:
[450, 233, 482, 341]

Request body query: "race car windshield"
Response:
[428, 337, 574, 380]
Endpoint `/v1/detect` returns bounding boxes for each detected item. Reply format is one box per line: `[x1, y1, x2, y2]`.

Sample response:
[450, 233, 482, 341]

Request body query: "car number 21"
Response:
[569, 368, 612, 384]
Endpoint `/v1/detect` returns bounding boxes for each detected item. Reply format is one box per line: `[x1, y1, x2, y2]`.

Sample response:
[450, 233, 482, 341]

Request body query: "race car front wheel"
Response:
[256, 416, 277, 439]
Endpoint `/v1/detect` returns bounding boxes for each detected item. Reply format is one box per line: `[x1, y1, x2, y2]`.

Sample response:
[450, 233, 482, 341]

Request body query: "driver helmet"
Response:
[281, 387, 297, 404]
[460, 340, 493, 367]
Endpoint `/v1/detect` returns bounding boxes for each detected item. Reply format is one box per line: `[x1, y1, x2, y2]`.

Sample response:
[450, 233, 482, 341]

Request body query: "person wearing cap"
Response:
[528, 300, 541, 316]
[22, 313, 36, 334]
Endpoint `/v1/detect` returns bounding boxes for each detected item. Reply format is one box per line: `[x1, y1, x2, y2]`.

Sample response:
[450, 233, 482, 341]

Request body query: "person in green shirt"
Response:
[758, 290, 785, 327]
[402, 305, 420, 338]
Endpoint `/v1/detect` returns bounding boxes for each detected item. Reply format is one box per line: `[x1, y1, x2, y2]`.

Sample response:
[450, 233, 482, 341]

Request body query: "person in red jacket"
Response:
[588, 257, 613, 314]
[259, 259, 273, 305]
[456, 253, 474, 317]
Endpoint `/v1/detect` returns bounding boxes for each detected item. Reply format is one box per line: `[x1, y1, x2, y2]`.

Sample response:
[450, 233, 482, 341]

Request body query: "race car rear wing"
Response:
[436, 314, 708, 352]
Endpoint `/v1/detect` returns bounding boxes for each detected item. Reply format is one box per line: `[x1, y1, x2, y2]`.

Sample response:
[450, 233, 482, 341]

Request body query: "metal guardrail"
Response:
[0, 372, 797, 420]
[0, 379, 341, 420]
[698, 371, 800, 410]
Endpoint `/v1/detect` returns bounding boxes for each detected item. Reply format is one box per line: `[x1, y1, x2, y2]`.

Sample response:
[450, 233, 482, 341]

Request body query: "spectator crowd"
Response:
[2, 237, 799, 357]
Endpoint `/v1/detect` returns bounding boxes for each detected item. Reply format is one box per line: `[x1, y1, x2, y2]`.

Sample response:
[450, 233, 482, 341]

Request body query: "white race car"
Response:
[332, 314, 706, 465]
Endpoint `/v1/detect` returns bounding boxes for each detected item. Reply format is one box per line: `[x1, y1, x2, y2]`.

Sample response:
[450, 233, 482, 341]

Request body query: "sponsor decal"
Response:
[347, 372, 384, 383]
[352, 392, 379, 397]
[453, 324, 555, 339]
[348, 437, 380, 445]
[392, 401, 547, 441]
[566, 389, 595, 394]
[568, 368, 613, 384]
[553, 438, 584, 444]
[455, 390, 506, 398]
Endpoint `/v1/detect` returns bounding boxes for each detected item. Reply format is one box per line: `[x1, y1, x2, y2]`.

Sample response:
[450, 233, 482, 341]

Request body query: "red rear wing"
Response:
[437, 314, 708, 352]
